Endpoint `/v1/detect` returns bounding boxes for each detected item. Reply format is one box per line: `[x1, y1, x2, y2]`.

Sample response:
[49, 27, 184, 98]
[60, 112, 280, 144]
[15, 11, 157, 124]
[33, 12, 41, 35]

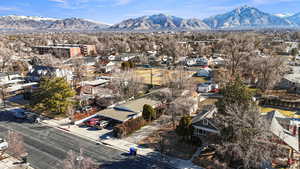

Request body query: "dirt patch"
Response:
[138, 123, 197, 160]
[134, 68, 194, 86]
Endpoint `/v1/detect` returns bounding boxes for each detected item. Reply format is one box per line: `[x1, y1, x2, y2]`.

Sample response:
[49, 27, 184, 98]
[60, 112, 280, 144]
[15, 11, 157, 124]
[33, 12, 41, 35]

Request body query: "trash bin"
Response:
[129, 147, 137, 156]
[22, 156, 27, 164]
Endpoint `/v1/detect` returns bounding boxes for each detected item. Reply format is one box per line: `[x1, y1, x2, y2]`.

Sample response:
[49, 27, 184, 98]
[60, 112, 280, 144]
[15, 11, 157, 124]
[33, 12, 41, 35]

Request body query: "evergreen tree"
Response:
[142, 104, 156, 121]
[31, 77, 76, 115]
[216, 78, 253, 113]
[175, 115, 193, 141]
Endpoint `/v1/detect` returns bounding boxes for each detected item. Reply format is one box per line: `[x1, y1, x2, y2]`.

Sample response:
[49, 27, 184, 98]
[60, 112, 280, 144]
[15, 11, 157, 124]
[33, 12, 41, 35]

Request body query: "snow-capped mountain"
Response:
[47, 18, 109, 31]
[287, 13, 300, 26]
[274, 13, 294, 18]
[110, 14, 210, 31]
[203, 6, 295, 29]
[0, 15, 109, 31]
[0, 15, 58, 21]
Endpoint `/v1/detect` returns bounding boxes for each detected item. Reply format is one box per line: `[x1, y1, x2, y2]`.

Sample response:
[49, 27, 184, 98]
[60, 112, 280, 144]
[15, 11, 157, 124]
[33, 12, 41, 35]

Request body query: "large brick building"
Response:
[32, 44, 97, 58]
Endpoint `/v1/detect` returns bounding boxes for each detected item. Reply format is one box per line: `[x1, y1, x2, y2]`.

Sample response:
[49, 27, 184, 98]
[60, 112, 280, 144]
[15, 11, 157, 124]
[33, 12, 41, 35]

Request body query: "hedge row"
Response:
[113, 117, 147, 138]
[113, 106, 166, 138]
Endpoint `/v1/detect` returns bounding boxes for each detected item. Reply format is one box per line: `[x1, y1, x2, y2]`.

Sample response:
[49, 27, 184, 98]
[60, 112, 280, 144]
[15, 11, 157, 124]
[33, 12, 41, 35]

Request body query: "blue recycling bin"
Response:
[129, 147, 137, 156]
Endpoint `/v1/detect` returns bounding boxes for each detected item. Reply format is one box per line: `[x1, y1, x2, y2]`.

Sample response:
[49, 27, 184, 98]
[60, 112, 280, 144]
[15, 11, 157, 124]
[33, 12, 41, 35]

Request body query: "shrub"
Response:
[155, 106, 165, 120]
[121, 61, 131, 70]
[128, 60, 135, 68]
[142, 104, 156, 121]
[113, 117, 146, 138]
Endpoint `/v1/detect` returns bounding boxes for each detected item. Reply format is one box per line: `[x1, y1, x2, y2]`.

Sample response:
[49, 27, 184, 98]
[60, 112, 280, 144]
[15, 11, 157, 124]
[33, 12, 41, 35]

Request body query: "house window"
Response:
[194, 128, 206, 136]
[202, 119, 208, 126]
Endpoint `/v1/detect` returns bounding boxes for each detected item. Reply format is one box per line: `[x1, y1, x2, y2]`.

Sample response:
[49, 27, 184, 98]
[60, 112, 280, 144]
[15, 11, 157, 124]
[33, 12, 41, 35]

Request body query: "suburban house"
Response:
[197, 82, 219, 93]
[75, 97, 161, 125]
[192, 106, 219, 142]
[263, 111, 300, 161]
[196, 67, 212, 77]
[78, 79, 109, 95]
[192, 108, 300, 158]
[170, 91, 199, 116]
[186, 57, 210, 67]
[280, 66, 300, 93]
[28, 65, 73, 82]
[211, 57, 225, 66]
[0, 72, 22, 82]
[108, 53, 137, 62]
[96, 60, 116, 73]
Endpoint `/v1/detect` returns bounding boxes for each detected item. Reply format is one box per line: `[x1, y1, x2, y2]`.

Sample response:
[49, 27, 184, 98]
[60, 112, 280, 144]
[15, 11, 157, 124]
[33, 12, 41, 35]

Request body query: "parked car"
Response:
[84, 118, 100, 127]
[81, 106, 93, 113]
[0, 138, 8, 151]
[95, 120, 109, 130]
[13, 111, 27, 119]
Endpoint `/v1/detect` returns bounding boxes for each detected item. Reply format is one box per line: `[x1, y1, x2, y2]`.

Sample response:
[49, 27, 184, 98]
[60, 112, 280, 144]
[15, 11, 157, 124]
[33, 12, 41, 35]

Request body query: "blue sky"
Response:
[0, 0, 299, 24]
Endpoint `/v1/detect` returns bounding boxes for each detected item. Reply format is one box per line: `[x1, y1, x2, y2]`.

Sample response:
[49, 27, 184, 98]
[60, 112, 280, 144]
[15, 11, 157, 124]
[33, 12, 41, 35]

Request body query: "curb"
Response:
[42, 121, 180, 169]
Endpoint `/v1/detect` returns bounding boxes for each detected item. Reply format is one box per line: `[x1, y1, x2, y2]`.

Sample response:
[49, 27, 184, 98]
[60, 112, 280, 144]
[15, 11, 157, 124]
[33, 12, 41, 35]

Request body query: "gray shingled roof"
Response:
[263, 110, 299, 152]
[97, 98, 160, 122]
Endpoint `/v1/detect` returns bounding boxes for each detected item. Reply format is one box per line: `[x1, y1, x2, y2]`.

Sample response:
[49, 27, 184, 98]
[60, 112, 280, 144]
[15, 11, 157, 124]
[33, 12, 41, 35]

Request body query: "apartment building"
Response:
[32, 44, 97, 58]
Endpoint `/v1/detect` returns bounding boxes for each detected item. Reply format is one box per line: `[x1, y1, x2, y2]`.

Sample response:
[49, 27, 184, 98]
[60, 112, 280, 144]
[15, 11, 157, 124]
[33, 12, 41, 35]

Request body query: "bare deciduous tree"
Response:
[251, 55, 287, 92]
[219, 34, 256, 76]
[63, 148, 96, 169]
[216, 103, 285, 169]
[110, 70, 145, 100]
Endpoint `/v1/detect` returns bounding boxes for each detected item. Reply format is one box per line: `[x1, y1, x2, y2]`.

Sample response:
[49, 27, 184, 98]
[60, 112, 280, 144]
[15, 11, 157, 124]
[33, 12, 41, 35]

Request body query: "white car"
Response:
[95, 121, 109, 130]
[0, 138, 8, 151]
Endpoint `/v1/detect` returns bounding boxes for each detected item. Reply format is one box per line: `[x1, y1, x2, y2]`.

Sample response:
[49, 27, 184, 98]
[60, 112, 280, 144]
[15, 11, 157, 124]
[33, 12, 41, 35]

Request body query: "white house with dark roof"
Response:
[192, 106, 219, 138]
[192, 108, 300, 154]
[281, 66, 300, 93]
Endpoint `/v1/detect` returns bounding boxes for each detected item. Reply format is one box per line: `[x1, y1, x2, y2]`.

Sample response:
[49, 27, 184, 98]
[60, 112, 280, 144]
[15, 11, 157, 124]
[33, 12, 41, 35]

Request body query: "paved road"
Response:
[0, 110, 174, 169]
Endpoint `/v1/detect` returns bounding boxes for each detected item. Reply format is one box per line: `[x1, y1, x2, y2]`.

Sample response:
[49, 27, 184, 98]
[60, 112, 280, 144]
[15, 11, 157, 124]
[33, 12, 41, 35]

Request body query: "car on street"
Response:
[0, 138, 8, 151]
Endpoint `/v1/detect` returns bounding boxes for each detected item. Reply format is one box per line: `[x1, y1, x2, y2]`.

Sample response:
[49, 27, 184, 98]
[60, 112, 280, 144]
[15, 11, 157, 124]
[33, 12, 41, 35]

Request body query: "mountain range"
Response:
[110, 14, 209, 31]
[1, 6, 300, 32]
[0, 15, 109, 31]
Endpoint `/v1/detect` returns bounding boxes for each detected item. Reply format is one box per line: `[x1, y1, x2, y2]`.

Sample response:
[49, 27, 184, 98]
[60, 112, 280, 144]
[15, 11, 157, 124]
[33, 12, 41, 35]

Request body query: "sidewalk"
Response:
[0, 155, 34, 169]
[43, 118, 202, 169]
[101, 138, 202, 169]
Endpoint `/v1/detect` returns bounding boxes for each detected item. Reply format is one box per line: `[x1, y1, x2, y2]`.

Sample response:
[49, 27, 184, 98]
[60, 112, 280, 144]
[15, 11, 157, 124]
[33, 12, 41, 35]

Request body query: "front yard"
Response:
[138, 123, 198, 160]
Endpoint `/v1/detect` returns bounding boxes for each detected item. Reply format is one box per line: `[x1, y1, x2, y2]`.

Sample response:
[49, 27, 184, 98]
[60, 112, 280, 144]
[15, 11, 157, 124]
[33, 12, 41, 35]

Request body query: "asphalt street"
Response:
[0, 110, 174, 169]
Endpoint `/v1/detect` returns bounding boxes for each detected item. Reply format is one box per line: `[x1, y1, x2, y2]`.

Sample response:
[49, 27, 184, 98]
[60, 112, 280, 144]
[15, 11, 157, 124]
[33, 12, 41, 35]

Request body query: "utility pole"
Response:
[150, 68, 153, 89]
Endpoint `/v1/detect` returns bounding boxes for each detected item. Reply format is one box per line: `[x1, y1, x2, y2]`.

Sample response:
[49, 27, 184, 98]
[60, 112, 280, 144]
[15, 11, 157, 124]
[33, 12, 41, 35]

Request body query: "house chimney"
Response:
[293, 126, 297, 136]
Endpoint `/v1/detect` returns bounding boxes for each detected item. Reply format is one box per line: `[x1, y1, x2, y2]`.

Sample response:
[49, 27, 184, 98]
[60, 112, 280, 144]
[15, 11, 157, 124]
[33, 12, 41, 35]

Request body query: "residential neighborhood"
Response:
[1, 2, 300, 169]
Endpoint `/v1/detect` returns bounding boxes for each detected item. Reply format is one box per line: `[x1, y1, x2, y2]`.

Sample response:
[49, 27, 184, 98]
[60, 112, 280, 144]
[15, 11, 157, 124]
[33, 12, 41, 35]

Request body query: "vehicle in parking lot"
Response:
[0, 138, 8, 151]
